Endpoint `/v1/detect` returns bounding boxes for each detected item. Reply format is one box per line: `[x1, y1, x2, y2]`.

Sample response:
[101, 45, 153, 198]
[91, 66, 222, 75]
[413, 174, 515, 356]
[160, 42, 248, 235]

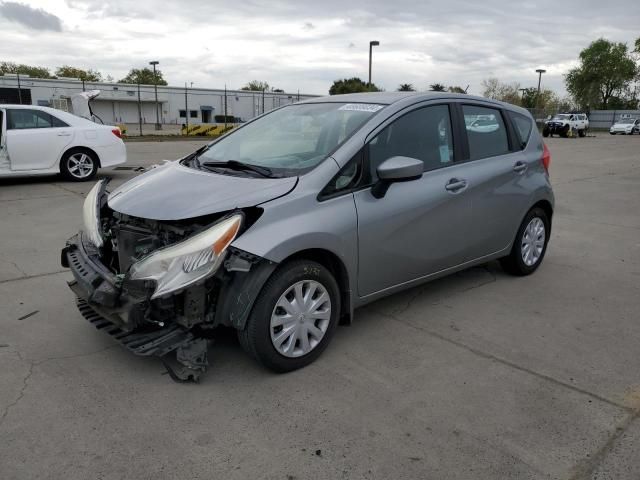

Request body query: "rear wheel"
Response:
[578, 129, 586, 137]
[60, 149, 98, 181]
[238, 260, 340, 372]
[500, 207, 550, 276]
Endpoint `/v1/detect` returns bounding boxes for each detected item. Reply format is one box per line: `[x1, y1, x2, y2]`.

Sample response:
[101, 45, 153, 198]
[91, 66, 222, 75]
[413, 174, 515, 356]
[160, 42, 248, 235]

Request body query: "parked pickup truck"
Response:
[543, 113, 589, 138]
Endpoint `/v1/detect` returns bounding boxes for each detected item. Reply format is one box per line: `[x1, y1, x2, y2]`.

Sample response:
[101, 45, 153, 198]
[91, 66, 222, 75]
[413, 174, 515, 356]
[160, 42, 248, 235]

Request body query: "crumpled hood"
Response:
[108, 161, 298, 220]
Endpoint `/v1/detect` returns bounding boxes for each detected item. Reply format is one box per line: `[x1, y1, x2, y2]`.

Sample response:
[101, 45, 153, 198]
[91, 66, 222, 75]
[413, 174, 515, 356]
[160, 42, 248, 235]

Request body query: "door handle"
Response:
[57, 132, 72, 136]
[445, 178, 468, 193]
[513, 162, 527, 173]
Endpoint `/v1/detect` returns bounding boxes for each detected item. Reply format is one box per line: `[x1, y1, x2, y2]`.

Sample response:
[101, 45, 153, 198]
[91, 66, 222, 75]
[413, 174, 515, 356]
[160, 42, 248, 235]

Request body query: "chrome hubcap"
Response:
[521, 217, 545, 266]
[67, 153, 94, 178]
[270, 280, 331, 358]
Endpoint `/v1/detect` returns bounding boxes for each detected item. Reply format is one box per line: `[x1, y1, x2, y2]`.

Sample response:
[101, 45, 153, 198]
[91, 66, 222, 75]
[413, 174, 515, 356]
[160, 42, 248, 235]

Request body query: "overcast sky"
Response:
[0, 0, 638, 95]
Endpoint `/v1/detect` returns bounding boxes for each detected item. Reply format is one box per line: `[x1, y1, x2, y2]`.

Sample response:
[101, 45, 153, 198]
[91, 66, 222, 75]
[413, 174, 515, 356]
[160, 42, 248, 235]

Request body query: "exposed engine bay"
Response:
[62, 180, 276, 382]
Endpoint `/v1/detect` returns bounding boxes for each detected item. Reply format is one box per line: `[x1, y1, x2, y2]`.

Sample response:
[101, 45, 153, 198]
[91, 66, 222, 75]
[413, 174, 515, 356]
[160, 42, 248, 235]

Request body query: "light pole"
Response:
[149, 60, 161, 130]
[535, 68, 546, 109]
[184, 82, 189, 133]
[368, 40, 380, 89]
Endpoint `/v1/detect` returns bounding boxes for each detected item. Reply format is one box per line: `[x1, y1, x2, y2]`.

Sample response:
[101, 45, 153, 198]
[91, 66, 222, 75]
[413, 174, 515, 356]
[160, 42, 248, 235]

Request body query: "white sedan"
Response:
[0, 104, 126, 181]
[609, 118, 640, 135]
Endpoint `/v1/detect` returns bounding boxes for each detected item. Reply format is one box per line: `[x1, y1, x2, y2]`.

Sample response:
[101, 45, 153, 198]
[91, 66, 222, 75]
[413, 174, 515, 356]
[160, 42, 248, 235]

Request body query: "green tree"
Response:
[397, 83, 415, 91]
[119, 68, 168, 85]
[0, 61, 52, 78]
[448, 86, 467, 93]
[429, 83, 446, 92]
[55, 65, 102, 81]
[329, 77, 381, 95]
[565, 38, 637, 109]
[241, 80, 270, 91]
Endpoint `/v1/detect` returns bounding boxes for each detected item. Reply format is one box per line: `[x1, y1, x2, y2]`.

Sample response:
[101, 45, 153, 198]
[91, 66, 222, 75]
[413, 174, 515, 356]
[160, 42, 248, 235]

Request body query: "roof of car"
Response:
[300, 91, 499, 106]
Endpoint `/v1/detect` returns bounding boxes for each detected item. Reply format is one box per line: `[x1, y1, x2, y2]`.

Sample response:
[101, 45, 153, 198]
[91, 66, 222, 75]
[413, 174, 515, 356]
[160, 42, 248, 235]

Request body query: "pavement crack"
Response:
[0, 352, 35, 430]
[373, 308, 633, 413]
[0, 346, 116, 430]
[567, 410, 640, 480]
[0, 269, 68, 285]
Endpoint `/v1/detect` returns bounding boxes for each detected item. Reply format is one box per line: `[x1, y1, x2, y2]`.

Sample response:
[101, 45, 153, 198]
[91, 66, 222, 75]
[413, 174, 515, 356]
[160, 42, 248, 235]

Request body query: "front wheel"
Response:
[238, 260, 341, 373]
[578, 129, 586, 137]
[500, 207, 550, 276]
[60, 149, 98, 181]
[542, 128, 550, 138]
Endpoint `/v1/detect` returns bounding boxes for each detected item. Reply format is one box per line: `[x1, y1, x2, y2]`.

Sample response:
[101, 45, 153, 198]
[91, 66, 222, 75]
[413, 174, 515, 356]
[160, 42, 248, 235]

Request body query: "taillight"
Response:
[541, 143, 551, 173]
[111, 128, 122, 139]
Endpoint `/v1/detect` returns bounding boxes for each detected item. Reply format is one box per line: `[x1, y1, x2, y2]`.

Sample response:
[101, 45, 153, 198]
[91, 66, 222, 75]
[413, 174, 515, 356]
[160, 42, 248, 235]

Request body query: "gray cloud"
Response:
[0, 2, 62, 31]
[2, 0, 639, 95]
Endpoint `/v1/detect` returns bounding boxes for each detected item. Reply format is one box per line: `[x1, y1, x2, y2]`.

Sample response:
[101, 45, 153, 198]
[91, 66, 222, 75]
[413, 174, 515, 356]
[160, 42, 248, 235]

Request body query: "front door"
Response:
[354, 103, 470, 297]
[0, 109, 8, 171]
[6, 108, 73, 171]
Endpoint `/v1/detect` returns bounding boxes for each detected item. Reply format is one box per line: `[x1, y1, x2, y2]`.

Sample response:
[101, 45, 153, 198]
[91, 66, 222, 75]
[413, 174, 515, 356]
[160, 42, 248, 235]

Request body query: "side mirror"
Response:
[372, 156, 423, 199]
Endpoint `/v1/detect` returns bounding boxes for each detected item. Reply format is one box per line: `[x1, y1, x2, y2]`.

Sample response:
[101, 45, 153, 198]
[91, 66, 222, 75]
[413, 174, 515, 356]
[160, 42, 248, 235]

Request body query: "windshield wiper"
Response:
[183, 144, 210, 164]
[201, 160, 275, 178]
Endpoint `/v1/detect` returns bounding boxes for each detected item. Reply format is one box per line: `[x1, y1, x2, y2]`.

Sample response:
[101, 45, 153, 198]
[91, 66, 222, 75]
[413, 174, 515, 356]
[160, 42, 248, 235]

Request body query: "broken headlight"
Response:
[82, 179, 105, 248]
[129, 214, 242, 299]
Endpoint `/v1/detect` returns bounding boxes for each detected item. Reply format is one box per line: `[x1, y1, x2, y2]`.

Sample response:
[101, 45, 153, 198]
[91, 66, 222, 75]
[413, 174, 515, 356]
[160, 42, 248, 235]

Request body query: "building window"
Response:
[179, 110, 186, 118]
[190, 110, 198, 118]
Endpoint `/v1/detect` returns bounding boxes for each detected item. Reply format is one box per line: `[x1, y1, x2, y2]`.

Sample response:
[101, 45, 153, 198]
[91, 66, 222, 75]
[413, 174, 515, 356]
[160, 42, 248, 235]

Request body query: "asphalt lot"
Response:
[1, 135, 639, 479]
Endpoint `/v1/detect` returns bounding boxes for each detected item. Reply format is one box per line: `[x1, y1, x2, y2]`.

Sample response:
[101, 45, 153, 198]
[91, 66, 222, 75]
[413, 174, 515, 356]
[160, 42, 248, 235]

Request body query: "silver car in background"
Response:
[61, 92, 554, 381]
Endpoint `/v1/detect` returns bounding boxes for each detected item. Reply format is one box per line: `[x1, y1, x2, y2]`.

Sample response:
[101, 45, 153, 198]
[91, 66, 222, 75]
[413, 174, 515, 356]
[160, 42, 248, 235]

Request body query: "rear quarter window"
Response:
[507, 111, 533, 149]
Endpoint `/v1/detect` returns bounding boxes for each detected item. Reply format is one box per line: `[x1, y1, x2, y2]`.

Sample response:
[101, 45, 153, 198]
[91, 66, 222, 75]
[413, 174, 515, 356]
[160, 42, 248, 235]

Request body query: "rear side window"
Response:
[462, 105, 509, 160]
[7, 109, 67, 130]
[508, 111, 533, 149]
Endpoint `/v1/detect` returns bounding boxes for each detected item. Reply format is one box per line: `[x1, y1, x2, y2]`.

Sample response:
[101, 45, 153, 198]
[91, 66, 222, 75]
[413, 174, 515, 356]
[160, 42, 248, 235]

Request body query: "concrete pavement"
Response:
[0, 135, 638, 479]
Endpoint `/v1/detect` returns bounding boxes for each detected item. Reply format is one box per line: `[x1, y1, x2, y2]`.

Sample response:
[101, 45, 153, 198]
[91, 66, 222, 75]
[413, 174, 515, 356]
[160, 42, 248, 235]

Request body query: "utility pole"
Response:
[224, 84, 228, 130]
[368, 40, 380, 89]
[137, 82, 142, 136]
[184, 82, 189, 134]
[535, 69, 546, 109]
[82, 79, 85, 92]
[262, 88, 265, 114]
[149, 60, 161, 130]
[17, 73, 22, 104]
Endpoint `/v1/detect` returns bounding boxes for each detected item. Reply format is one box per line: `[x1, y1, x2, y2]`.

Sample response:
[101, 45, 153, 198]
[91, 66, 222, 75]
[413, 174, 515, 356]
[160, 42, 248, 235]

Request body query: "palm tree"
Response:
[397, 83, 415, 91]
[429, 83, 446, 92]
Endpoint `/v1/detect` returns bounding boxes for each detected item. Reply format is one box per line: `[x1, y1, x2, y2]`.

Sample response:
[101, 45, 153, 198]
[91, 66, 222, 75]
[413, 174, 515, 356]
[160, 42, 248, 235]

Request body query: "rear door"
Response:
[456, 104, 534, 261]
[6, 108, 74, 171]
[354, 102, 472, 297]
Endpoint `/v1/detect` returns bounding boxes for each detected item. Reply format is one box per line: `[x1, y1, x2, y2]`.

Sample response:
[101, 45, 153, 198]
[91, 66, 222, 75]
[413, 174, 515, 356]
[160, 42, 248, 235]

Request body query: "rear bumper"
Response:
[95, 141, 126, 168]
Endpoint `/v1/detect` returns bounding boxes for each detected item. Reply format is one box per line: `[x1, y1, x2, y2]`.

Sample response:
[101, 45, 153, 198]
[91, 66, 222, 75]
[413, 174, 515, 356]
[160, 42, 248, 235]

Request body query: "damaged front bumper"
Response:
[61, 232, 275, 382]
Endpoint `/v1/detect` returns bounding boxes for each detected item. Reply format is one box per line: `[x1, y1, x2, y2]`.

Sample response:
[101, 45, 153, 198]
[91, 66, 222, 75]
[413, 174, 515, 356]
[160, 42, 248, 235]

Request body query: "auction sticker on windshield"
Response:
[338, 104, 384, 112]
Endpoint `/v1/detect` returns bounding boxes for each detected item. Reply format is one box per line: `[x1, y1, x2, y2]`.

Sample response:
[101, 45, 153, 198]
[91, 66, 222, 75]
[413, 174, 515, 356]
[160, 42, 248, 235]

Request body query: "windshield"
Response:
[194, 102, 384, 176]
[619, 119, 634, 124]
[552, 114, 571, 120]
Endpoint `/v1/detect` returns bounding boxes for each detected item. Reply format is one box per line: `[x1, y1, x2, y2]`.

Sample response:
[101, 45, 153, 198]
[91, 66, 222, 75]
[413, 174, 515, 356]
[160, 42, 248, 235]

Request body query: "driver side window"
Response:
[367, 105, 454, 181]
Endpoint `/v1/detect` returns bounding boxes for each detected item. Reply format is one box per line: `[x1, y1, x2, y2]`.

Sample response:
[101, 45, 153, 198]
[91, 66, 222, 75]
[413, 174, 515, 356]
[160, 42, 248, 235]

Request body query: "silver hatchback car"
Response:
[62, 92, 553, 381]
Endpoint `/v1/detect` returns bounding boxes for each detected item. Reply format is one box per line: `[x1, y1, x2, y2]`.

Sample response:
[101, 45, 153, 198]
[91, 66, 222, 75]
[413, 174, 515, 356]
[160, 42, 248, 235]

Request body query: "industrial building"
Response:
[0, 75, 318, 126]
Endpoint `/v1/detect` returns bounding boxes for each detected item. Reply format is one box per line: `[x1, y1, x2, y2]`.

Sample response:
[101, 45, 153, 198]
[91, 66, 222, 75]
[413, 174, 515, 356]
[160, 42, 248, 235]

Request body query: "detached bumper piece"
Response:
[75, 296, 209, 383]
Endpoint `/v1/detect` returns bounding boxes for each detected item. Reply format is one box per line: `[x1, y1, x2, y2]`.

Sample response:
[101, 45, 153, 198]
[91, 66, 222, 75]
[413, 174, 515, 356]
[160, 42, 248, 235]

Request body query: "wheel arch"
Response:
[531, 199, 553, 232]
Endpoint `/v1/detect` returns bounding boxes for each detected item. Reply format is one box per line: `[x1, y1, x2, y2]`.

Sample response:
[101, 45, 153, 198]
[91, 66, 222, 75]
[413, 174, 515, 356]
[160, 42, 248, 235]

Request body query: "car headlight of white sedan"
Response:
[129, 214, 242, 299]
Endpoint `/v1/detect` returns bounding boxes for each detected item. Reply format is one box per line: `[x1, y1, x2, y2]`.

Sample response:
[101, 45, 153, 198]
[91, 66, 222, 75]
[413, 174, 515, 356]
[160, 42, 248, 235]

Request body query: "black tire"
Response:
[610, 132, 616, 135]
[238, 260, 341, 373]
[578, 129, 586, 137]
[542, 128, 550, 138]
[500, 207, 550, 276]
[60, 148, 98, 181]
